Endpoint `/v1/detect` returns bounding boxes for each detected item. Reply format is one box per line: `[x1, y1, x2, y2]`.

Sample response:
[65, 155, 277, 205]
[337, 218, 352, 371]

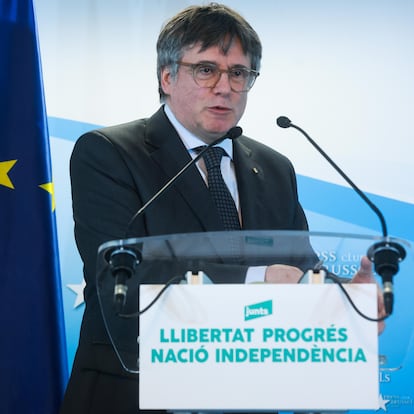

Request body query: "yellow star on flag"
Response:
[39, 182, 56, 212]
[0, 159, 17, 189]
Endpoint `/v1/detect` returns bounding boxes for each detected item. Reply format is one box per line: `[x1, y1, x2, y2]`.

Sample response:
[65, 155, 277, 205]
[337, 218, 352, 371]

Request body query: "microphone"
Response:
[109, 126, 243, 310]
[276, 116, 405, 315]
[110, 247, 140, 313]
[124, 125, 243, 237]
[277, 116, 388, 234]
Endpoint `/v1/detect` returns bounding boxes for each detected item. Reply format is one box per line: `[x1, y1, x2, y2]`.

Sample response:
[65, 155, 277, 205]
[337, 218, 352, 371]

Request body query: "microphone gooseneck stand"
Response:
[276, 116, 406, 315]
[107, 126, 243, 311]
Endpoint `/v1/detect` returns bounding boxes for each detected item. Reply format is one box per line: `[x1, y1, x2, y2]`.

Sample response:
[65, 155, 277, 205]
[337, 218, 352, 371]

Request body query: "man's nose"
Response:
[211, 70, 232, 93]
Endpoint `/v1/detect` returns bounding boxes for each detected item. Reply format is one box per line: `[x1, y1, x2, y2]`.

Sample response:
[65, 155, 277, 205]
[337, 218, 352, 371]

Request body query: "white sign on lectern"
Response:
[139, 284, 379, 411]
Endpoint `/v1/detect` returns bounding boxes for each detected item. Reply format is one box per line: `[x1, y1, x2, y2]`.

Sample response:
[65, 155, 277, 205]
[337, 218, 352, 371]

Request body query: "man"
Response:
[60, 4, 383, 413]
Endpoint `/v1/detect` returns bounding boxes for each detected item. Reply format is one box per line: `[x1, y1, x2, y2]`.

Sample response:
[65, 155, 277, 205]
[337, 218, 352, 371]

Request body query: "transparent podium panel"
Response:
[96, 230, 413, 375]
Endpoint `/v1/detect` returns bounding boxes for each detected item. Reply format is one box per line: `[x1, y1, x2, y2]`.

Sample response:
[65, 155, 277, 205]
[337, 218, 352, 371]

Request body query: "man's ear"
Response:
[160, 66, 173, 95]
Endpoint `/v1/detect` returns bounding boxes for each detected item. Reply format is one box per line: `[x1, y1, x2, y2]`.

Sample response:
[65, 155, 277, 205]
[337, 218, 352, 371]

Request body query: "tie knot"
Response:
[195, 146, 226, 170]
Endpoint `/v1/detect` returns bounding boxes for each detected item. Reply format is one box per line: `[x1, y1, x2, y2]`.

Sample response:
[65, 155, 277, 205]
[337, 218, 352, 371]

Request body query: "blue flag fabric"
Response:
[0, 0, 68, 412]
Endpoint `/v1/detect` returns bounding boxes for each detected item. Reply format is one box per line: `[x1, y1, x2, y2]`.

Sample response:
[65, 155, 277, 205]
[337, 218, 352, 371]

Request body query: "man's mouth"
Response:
[208, 106, 231, 113]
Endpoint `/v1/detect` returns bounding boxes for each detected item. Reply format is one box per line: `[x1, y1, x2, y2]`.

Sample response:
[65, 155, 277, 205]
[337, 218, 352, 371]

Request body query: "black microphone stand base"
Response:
[367, 239, 406, 315]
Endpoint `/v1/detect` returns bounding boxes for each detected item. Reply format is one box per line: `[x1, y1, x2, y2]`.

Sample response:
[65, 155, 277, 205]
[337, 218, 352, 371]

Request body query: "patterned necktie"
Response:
[196, 146, 241, 231]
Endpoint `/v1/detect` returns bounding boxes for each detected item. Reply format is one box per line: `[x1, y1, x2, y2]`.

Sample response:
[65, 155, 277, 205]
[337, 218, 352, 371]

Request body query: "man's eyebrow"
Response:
[192, 60, 216, 65]
[194, 60, 250, 69]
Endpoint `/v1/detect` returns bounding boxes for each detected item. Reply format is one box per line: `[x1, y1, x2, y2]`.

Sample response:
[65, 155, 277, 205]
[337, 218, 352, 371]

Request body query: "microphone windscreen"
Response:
[227, 126, 243, 140]
[276, 116, 291, 129]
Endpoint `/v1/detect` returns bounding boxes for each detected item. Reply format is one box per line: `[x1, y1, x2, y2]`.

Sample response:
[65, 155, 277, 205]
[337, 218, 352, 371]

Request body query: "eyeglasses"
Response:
[175, 61, 259, 93]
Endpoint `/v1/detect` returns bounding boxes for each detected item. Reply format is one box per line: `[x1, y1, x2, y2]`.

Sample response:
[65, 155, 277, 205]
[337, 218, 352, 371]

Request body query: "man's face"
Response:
[161, 39, 251, 144]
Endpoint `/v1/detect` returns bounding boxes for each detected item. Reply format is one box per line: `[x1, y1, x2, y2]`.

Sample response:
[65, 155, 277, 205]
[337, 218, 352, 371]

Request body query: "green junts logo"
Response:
[244, 300, 273, 321]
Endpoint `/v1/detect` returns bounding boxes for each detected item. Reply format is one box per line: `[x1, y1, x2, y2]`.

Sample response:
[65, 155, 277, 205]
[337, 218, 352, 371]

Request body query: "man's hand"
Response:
[265, 264, 303, 284]
[351, 255, 386, 335]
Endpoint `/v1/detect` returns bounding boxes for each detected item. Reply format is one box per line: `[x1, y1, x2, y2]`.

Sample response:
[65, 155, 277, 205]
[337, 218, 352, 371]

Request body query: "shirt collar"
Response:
[164, 104, 234, 159]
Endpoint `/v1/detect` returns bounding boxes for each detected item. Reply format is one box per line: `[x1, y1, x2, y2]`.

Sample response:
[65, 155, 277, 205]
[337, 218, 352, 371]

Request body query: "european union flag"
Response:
[0, 0, 68, 412]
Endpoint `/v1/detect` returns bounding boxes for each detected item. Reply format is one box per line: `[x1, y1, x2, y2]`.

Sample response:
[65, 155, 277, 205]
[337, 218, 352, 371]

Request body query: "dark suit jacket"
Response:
[62, 106, 311, 413]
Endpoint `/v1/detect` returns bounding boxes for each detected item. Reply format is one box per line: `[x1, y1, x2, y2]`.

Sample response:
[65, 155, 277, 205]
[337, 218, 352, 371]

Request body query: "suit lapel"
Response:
[233, 139, 268, 229]
[144, 108, 223, 231]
